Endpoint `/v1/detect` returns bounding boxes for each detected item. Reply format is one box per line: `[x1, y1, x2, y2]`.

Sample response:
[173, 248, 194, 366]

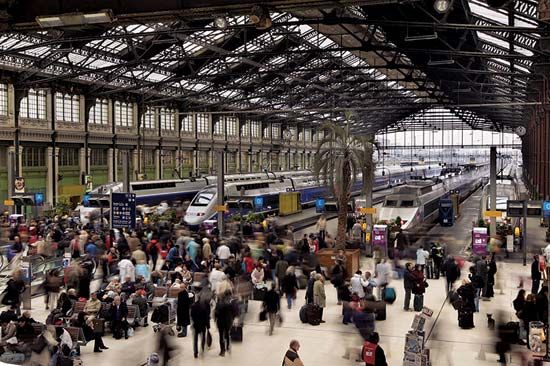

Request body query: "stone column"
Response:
[46, 147, 59, 206]
[108, 148, 115, 182]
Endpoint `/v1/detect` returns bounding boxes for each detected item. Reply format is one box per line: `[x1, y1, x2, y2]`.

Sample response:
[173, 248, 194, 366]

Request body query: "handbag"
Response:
[259, 310, 267, 322]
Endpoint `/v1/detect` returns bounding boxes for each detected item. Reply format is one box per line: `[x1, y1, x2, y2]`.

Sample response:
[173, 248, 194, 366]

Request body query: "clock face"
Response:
[515, 126, 526, 136]
[283, 130, 292, 140]
[434, 0, 450, 12]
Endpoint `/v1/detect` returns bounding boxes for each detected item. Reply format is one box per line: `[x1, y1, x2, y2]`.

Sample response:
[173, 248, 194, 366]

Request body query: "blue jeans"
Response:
[286, 294, 293, 309]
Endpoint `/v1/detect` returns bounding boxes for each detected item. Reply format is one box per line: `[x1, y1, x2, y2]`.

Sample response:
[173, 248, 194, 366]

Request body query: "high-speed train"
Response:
[184, 164, 444, 226]
[75, 170, 311, 224]
[376, 166, 488, 234]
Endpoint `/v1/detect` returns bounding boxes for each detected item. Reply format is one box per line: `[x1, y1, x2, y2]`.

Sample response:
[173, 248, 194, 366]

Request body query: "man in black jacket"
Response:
[403, 263, 414, 311]
[443, 256, 460, 295]
[177, 283, 191, 337]
[215, 293, 234, 357]
[191, 299, 210, 358]
[110, 295, 129, 339]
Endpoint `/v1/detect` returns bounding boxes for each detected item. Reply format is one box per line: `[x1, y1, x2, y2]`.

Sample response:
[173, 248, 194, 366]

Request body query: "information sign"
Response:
[110, 192, 136, 230]
[315, 198, 326, 213]
[472, 227, 488, 256]
[544, 201, 550, 219]
[372, 224, 387, 253]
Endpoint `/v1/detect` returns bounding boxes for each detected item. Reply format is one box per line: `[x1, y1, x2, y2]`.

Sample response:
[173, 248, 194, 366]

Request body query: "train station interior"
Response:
[0, 0, 548, 365]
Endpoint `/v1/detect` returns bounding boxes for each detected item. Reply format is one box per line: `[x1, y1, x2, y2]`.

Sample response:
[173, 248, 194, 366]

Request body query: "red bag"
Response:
[160, 250, 168, 259]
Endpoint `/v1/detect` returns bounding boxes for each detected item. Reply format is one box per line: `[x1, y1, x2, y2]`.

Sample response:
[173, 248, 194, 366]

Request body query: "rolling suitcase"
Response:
[458, 310, 474, 329]
[413, 294, 424, 312]
[230, 324, 243, 342]
[382, 287, 396, 304]
[299, 305, 308, 323]
[375, 302, 386, 321]
[306, 304, 322, 326]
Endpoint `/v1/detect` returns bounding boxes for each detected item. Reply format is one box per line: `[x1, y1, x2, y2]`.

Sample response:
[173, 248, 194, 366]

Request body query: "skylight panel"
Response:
[470, 1, 508, 24]
[478, 32, 508, 48]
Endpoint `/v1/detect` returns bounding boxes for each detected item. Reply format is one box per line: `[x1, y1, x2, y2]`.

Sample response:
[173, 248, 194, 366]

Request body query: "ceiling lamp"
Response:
[434, 0, 452, 13]
[214, 16, 228, 29]
[250, 5, 272, 29]
[36, 10, 115, 28]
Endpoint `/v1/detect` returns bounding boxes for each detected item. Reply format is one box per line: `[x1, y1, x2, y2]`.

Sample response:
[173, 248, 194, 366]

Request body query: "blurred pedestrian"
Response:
[282, 340, 304, 366]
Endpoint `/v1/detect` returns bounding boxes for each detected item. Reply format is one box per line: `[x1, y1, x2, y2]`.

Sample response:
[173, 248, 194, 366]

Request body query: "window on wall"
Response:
[141, 107, 156, 129]
[272, 124, 280, 139]
[226, 116, 237, 136]
[55, 92, 80, 123]
[251, 121, 261, 139]
[22, 147, 45, 167]
[0, 84, 7, 116]
[304, 129, 311, 142]
[160, 108, 175, 131]
[213, 117, 224, 136]
[163, 150, 174, 165]
[20, 89, 47, 120]
[89, 99, 108, 125]
[290, 126, 298, 141]
[181, 114, 193, 133]
[196, 113, 209, 134]
[114, 101, 133, 127]
[263, 125, 270, 139]
[91, 149, 107, 166]
[59, 148, 79, 166]
[241, 121, 249, 137]
[143, 150, 155, 166]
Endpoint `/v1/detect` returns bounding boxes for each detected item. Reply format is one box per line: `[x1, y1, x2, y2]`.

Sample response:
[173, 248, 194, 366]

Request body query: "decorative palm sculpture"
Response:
[313, 113, 376, 249]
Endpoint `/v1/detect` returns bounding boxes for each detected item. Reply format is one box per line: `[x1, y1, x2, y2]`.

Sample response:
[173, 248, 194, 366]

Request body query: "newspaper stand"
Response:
[403, 307, 433, 366]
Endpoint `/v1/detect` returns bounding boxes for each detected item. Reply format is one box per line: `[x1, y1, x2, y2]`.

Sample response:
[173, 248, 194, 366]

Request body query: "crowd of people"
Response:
[0, 211, 547, 366]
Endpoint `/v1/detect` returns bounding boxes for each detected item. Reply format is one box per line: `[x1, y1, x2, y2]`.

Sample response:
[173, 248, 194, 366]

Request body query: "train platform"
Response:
[16, 249, 540, 366]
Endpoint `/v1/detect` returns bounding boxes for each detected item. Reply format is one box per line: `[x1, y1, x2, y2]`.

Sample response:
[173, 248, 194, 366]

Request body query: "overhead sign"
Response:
[526, 201, 542, 217]
[359, 207, 377, 215]
[14, 177, 25, 194]
[543, 201, 550, 219]
[315, 198, 326, 213]
[506, 200, 525, 218]
[215, 205, 227, 213]
[110, 192, 136, 230]
[485, 210, 502, 218]
[3, 199, 14, 206]
[254, 196, 264, 209]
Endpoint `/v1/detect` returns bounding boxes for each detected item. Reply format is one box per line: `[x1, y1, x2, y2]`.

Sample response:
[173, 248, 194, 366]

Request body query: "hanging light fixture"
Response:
[250, 5, 272, 29]
[433, 0, 452, 13]
[214, 16, 228, 29]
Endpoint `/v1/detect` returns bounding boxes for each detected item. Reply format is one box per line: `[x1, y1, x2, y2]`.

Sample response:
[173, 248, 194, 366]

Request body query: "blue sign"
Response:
[110, 193, 136, 230]
[254, 196, 264, 209]
[34, 192, 44, 206]
[543, 201, 550, 219]
[315, 198, 326, 213]
[82, 194, 90, 206]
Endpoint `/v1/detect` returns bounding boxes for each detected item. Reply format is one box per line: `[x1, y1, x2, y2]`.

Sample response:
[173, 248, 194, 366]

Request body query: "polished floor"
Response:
[19, 256, 537, 366]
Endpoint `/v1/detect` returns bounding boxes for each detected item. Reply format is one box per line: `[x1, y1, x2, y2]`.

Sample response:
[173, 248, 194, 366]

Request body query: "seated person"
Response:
[67, 288, 79, 301]
[0, 307, 18, 323]
[16, 312, 36, 343]
[131, 290, 149, 327]
[0, 318, 17, 352]
[120, 276, 136, 297]
[84, 292, 102, 317]
[56, 292, 74, 317]
[105, 277, 122, 293]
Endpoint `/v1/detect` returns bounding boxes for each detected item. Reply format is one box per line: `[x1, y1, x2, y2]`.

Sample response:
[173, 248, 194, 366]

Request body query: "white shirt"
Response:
[208, 269, 225, 293]
[118, 259, 136, 282]
[375, 262, 392, 286]
[350, 273, 369, 298]
[59, 328, 73, 350]
[544, 244, 550, 262]
[216, 245, 231, 260]
[416, 249, 430, 266]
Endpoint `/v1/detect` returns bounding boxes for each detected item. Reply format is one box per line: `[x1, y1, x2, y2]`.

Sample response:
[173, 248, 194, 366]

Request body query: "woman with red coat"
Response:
[411, 264, 426, 312]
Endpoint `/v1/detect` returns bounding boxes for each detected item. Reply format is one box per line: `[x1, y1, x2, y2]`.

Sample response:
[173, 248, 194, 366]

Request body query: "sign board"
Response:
[85, 175, 93, 193]
[254, 196, 264, 209]
[215, 205, 227, 213]
[14, 177, 25, 194]
[506, 200, 525, 218]
[359, 207, 377, 215]
[526, 201, 542, 217]
[34, 193, 44, 206]
[372, 224, 388, 253]
[472, 227, 488, 256]
[110, 192, 136, 230]
[3, 199, 14, 206]
[543, 201, 550, 219]
[485, 210, 502, 218]
[315, 198, 326, 213]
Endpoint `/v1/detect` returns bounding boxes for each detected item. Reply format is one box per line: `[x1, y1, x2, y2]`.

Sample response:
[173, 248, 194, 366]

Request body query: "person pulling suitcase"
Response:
[411, 265, 427, 312]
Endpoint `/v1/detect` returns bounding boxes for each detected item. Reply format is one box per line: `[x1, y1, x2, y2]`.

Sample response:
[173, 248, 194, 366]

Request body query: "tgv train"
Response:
[75, 171, 311, 224]
[184, 164, 444, 226]
[376, 166, 488, 234]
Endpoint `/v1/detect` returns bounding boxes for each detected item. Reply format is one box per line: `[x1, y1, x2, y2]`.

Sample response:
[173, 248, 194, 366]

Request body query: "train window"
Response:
[400, 200, 415, 207]
[131, 182, 177, 190]
[384, 200, 397, 207]
[191, 193, 214, 206]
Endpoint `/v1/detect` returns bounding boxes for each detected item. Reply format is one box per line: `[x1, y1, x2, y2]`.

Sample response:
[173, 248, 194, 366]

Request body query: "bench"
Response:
[126, 305, 140, 325]
[167, 287, 183, 298]
[65, 326, 87, 346]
